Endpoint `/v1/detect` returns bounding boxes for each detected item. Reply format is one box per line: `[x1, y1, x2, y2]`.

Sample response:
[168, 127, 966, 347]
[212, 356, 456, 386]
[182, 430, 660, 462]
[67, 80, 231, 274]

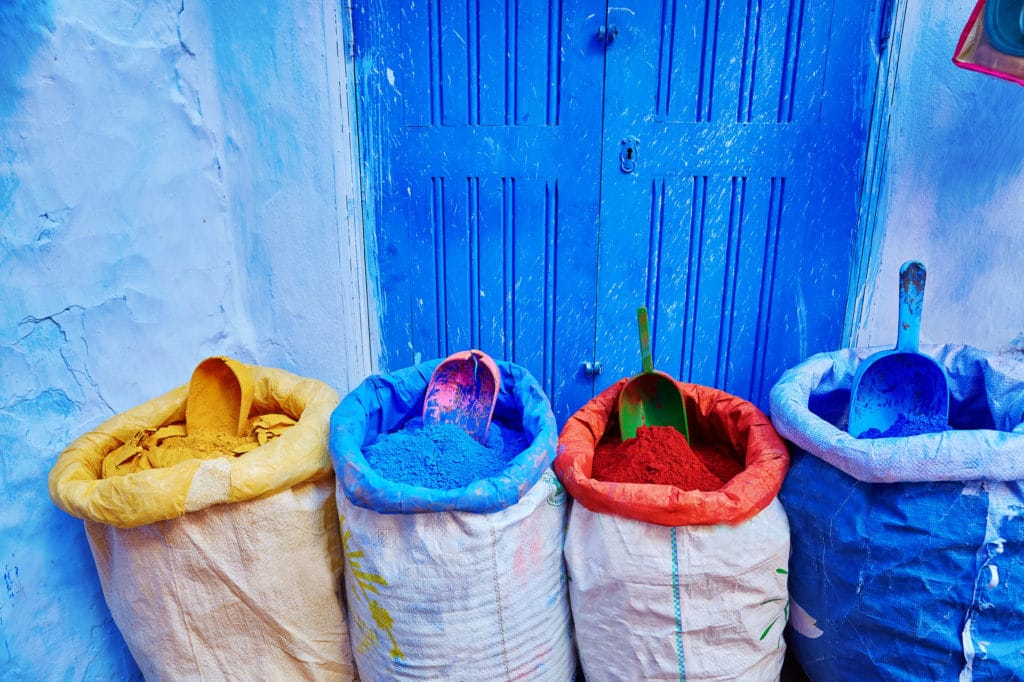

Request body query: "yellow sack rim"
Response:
[48, 364, 340, 528]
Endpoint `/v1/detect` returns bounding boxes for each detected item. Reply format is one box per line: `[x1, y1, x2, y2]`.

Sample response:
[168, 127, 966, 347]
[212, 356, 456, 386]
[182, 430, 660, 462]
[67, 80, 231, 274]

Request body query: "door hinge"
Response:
[344, 0, 356, 59]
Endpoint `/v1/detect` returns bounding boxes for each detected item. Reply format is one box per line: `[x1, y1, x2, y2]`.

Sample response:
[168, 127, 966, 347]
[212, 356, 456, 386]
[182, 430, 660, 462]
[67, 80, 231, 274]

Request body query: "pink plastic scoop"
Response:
[422, 350, 501, 443]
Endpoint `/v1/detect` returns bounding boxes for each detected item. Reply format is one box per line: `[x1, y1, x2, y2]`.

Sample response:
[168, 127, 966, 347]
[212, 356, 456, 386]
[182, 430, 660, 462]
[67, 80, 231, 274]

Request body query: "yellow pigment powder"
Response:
[101, 414, 296, 479]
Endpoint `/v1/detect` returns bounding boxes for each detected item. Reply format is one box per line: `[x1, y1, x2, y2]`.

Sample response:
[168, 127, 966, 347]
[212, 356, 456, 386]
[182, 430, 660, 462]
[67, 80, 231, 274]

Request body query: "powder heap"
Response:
[102, 413, 297, 478]
[592, 425, 745, 491]
[860, 412, 950, 439]
[363, 417, 531, 490]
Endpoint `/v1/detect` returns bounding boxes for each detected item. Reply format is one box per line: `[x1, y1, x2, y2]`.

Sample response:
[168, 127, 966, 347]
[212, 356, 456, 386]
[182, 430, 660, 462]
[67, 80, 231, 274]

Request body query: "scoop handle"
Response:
[897, 260, 925, 352]
[638, 306, 654, 374]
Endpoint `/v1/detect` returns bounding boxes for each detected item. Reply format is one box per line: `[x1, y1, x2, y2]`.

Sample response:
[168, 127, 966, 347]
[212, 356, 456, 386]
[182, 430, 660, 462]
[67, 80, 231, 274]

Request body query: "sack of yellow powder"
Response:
[48, 360, 356, 681]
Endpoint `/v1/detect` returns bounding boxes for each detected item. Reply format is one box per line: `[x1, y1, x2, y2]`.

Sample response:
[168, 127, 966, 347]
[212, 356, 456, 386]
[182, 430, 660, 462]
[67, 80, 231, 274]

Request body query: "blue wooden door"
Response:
[350, 0, 878, 422]
[593, 1, 877, 407]
[350, 0, 606, 420]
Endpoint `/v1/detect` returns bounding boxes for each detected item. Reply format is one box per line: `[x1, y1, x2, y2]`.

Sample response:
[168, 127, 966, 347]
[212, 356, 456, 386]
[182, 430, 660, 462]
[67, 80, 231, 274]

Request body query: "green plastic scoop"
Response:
[618, 306, 689, 442]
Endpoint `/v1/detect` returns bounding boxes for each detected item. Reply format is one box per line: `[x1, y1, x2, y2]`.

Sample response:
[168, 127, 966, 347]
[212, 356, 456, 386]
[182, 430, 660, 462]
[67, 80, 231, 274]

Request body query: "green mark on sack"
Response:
[758, 568, 790, 647]
[544, 469, 566, 507]
[340, 514, 405, 660]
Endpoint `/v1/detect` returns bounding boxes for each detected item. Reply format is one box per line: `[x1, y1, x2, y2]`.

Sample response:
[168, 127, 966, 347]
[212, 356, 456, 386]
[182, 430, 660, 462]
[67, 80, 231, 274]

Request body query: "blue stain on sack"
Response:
[781, 451, 988, 681]
[860, 412, 950, 438]
[363, 417, 530, 490]
[770, 345, 1024, 680]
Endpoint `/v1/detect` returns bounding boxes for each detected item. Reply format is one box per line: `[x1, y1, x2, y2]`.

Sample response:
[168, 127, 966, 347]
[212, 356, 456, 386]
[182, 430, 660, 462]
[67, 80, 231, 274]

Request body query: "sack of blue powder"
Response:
[769, 344, 1024, 681]
[360, 417, 531, 489]
[329, 358, 575, 681]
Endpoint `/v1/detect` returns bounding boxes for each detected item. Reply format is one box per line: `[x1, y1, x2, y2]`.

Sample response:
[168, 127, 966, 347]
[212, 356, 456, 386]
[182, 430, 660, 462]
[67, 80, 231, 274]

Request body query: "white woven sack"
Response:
[338, 469, 574, 681]
[565, 498, 790, 682]
[86, 477, 356, 681]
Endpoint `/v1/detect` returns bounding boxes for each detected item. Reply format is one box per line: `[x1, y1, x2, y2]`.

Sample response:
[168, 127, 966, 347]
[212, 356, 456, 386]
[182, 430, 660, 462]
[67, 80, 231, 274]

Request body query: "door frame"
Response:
[845, 0, 906, 347]
[328, 0, 380, 381]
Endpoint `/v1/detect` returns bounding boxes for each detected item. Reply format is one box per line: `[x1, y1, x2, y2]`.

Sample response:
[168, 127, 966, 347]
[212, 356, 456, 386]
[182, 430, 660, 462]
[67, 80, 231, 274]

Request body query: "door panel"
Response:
[353, 0, 605, 419]
[594, 0, 875, 407]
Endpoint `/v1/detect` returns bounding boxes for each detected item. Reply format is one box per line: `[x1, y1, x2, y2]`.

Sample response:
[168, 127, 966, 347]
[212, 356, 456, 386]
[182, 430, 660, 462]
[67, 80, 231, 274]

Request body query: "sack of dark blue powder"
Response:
[329, 358, 574, 681]
[769, 344, 1024, 681]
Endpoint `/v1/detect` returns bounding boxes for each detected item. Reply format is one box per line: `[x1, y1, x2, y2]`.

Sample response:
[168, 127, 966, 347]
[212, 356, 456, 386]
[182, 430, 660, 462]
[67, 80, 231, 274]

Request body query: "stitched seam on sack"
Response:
[490, 525, 511, 679]
[671, 527, 686, 681]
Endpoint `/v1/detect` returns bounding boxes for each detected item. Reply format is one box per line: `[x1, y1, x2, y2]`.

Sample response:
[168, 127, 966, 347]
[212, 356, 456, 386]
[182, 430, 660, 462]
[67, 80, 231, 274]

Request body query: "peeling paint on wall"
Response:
[0, 1, 240, 676]
[0, 0, 368, 676]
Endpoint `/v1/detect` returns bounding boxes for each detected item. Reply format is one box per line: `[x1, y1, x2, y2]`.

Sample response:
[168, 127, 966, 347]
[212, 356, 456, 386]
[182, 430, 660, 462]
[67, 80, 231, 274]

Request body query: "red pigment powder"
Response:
[592, 425, 745, 491]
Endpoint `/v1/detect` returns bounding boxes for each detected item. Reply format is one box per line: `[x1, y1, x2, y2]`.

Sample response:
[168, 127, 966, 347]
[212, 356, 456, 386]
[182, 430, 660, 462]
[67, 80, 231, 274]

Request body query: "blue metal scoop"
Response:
[848, 261, 950, 438]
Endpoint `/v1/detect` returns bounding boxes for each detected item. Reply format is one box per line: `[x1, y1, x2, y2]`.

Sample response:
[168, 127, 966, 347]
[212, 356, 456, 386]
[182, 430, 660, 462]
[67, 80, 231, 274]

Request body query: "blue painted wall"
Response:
[0, 1, 55, 119]
[852, 0, 1024, 350]
[0, 1, 368, 677]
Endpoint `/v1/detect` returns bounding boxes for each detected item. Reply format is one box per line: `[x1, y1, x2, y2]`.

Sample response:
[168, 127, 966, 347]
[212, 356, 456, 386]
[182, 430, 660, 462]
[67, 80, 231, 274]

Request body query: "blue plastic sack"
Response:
[330, 359, 557, 513]
[769, 344, 1024, 681]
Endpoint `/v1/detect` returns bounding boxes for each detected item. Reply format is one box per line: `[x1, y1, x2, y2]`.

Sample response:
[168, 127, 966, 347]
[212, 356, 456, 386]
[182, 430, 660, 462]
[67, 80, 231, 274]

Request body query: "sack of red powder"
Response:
[554, 378, 791, 682]
[329, 358, 574, 681]
[556, 378, 788, 526]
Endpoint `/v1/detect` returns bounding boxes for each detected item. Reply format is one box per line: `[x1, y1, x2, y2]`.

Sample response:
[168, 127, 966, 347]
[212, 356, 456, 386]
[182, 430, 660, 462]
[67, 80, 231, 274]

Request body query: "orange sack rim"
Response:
[554, 378, 789, 527]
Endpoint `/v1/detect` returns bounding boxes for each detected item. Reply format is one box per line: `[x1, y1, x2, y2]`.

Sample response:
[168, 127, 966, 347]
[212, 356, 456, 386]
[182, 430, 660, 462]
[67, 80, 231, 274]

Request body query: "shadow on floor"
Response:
[781, 649, 812, 681]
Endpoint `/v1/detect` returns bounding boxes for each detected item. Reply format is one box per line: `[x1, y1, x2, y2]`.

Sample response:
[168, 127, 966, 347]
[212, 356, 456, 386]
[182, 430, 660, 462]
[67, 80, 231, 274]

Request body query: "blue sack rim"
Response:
[768, 344, 1024, 483]
[329, 358, 557, 513]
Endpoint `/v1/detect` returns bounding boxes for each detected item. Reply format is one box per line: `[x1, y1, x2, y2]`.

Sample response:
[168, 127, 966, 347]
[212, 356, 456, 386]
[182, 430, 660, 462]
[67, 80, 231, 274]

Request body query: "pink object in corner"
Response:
[953, 0, 1024, 86]
[423, 350, 501, 444]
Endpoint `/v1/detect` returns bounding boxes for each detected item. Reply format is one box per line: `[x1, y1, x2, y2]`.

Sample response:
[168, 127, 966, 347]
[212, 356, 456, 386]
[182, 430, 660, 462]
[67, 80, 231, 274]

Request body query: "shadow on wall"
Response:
[0, 1, 55, 119]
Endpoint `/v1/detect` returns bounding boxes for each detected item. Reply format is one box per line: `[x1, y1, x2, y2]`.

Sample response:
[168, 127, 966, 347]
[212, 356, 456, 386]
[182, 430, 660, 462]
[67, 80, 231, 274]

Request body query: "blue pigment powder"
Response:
[363, 417, 531, 489]
[861, 412, 951, 439]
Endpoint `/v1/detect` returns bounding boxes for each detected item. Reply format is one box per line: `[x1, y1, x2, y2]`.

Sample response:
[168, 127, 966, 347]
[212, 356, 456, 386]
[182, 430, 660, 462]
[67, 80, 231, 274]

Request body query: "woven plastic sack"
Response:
[554, 379, 791, 681]
[329, 359, 575, 680]
[555, 378, 789, 526]
[769, 344, 1024, 681]
[49, 364, 355, 680]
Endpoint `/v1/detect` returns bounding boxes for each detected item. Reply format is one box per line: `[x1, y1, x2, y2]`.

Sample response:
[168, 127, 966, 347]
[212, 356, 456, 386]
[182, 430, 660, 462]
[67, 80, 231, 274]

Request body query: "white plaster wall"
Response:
[0, 1, 369, 677]
[853, 0, 1024, 351]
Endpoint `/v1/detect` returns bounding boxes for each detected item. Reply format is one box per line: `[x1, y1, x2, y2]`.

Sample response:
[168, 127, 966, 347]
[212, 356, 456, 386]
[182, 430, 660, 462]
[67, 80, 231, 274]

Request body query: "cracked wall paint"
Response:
[0, 0, 367, 677]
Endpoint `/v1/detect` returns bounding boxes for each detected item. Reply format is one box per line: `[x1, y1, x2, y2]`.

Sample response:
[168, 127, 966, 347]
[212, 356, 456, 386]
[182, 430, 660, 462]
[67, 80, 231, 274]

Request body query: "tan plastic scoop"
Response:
[185, 356, 254, 437]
